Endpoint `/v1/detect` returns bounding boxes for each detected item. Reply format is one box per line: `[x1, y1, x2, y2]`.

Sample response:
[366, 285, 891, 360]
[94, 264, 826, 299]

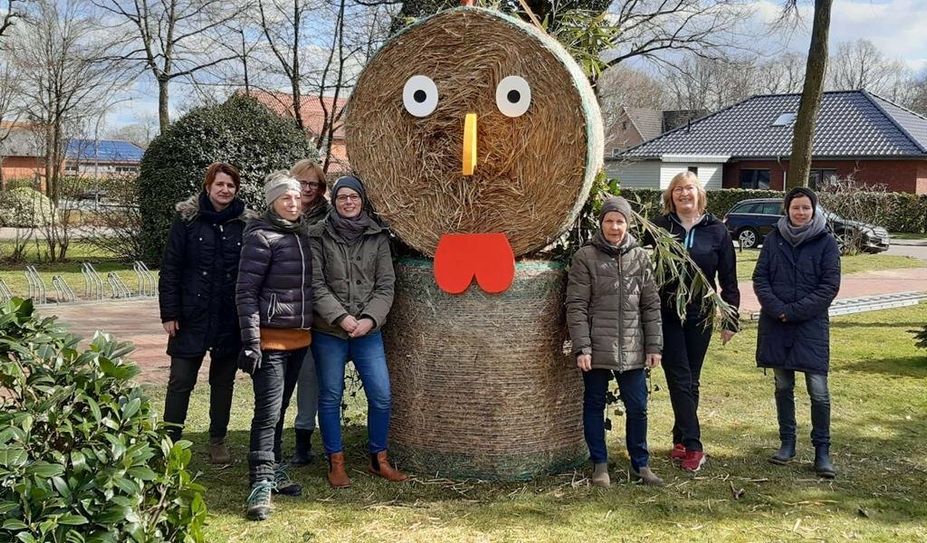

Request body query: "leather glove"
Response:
[238, 345, 262, 375]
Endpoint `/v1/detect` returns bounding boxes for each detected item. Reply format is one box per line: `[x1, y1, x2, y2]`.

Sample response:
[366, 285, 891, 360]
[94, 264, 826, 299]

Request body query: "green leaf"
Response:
[3, 518, 29, 530]
[15, 532, 37, 543]
[27, 461, 65, 478]
[127, 466, 156, 481]
[0, 501, 19, 514]
[58, 514, 89, 526]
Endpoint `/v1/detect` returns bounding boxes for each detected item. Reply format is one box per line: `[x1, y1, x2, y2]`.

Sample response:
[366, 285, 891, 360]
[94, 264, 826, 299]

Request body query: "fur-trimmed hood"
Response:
[175, 193, 257, 223]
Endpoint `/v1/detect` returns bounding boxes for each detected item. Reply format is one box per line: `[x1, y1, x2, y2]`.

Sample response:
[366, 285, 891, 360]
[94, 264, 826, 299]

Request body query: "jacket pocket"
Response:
[267, 293, 278, 322]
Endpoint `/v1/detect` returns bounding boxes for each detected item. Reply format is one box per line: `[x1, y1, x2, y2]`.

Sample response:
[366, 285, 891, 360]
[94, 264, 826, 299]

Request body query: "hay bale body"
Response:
[384, 258, 585, 480]
[347, 7, 604, 258]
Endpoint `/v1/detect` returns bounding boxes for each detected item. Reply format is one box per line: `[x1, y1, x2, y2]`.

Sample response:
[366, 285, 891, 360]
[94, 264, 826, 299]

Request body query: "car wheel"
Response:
[738, 228, 758, 249]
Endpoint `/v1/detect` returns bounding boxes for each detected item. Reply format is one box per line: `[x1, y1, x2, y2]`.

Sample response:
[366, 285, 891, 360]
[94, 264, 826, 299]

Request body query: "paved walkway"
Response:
[39, 266, 927, 385]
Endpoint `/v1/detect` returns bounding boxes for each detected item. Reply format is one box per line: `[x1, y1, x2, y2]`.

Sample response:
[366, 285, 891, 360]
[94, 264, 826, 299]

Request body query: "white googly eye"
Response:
[495, 75, 531, 118]
[403, 75, 439, 117]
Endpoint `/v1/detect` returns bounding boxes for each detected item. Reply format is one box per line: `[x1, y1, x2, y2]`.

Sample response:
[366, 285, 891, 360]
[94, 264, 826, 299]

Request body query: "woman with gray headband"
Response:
[235, 171, 314, 521]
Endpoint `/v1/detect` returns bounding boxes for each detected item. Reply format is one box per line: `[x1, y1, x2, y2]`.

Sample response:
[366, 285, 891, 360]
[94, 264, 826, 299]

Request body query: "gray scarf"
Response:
[777, 213, 827, 247]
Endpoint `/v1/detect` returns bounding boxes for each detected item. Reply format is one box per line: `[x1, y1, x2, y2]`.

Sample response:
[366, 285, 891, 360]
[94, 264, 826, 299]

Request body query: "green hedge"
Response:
[137, 94, 317, 263]
[619, 187, 927, 233]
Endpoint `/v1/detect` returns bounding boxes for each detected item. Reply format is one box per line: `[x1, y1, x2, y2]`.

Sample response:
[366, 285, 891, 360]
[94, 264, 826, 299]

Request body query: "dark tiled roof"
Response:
[625, 108, 662, 141]
[621, 90, 927, 159]
[66, 139, 145, 163]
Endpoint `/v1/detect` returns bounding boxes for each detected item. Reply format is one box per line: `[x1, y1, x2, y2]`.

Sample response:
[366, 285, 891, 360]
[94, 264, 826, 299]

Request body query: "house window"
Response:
[739, 169, 770, 189]
[687, 166, 698, 175]
[772, 112, 796, 126]
[808, 169, 838, 189]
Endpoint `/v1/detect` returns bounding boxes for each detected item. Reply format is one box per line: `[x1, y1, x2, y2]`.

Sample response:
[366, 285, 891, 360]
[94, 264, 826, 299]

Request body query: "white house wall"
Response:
[659, 163, 723, 190]
[608, 160, 661, 189]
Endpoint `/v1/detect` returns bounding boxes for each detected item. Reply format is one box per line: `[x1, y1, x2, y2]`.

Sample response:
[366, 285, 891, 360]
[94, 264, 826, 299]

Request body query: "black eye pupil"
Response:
[413, 90, 427, 103]
[507, 89, 521, 103]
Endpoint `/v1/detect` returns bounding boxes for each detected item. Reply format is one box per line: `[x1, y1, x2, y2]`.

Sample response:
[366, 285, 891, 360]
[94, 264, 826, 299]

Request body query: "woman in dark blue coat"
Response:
[753, 187, 841, 478]
[159, 162, 249, 464]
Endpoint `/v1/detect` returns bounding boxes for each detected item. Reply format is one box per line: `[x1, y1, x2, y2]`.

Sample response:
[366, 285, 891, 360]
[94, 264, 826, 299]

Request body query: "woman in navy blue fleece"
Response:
[652, 171, 740, 473]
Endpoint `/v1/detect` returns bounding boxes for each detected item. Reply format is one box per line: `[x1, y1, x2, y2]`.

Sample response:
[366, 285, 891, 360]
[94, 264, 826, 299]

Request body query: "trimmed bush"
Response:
[137, 94, 318, 263]
[0, 298, 206, 542]
[3, 178, 39, 191]
[0, 187, 57, 227]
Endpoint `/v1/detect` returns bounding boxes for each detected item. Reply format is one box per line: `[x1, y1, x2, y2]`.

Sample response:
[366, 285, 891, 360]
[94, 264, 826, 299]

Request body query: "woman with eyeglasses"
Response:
[652, 171, 740, 473]
[276, 159, 330, 467]
[308, 175, 407, 488]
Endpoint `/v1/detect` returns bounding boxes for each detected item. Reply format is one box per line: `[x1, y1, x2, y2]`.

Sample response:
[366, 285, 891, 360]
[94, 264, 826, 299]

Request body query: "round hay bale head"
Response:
[384, 258, 585, 480]
[347, 7, 604, 258]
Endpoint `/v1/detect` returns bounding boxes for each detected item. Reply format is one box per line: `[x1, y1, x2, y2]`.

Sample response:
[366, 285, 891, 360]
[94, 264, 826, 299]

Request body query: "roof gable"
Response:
[621, 90, 927, 159]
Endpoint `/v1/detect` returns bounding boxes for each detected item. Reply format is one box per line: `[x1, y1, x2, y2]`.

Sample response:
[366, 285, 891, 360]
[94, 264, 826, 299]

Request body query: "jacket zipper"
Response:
[617, 252, 624, 370]
[295, 233, 306, 329]
[268, 293, 277, 322]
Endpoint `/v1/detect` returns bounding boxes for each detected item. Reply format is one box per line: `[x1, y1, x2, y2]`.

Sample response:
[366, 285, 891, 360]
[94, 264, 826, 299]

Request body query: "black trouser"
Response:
[661, 311, 712, 452]
[248, 348, 306, 485]
[163, 352, 238, 441]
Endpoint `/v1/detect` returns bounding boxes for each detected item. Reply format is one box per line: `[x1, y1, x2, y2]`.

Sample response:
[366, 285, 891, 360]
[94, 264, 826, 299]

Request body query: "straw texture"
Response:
[346, 7, 604, 258]
[384, 258, 585, 480]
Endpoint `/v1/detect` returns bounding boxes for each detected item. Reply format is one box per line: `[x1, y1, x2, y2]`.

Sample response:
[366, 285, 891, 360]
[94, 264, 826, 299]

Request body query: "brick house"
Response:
[608, 107, 707, 155]
[0, 127, 44, 188]
[608, 90, 927, 195]
[247, 90, 349, 173]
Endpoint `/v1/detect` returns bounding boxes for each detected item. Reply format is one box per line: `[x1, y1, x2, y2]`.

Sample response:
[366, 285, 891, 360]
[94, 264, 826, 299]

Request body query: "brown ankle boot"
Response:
[327, 452, 352, 488]
[368, 451, 408, 482]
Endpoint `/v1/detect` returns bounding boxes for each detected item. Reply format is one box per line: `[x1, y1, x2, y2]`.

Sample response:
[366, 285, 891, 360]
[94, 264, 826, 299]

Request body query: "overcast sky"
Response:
[109, 0, 927, 132]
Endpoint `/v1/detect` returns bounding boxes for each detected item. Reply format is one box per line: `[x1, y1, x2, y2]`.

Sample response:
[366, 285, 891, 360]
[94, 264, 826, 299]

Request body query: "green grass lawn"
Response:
[889, 232, 927, 240]
[734, 250, 924, 281]
[147, 303, 927, 542]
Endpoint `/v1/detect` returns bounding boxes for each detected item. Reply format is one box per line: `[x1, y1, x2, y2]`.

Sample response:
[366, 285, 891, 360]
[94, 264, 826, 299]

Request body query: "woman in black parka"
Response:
[159, 162, 249, 464]
[754, 187, 840, 478]
[236, 171, 314, 521]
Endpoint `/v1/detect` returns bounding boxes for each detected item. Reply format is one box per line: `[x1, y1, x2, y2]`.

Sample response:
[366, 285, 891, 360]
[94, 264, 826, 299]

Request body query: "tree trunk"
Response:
[786, 0, 833, 190]
[158, 77, 170, 134]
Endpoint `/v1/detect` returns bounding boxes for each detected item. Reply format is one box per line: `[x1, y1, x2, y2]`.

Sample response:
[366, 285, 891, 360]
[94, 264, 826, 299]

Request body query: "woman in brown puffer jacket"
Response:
[566, 196, 663, 488]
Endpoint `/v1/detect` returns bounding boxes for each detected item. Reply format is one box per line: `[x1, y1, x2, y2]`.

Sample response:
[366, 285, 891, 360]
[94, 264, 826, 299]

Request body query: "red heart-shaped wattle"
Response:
[433, 233, 515, 294]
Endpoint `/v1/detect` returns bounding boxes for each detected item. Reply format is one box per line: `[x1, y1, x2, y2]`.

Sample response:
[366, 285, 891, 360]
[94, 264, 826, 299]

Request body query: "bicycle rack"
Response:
[51, 275, 77, 303]
[0, 279, 13, 303]
[81, 262, 105, 301]
[107, 272, 132, 299]
[133, 261, 157, 297]
[24, 265, 47, 304]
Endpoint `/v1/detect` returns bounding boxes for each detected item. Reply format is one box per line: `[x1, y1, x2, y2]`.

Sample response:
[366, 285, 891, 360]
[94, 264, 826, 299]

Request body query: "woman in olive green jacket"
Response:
[308, 175, 406, 489]
[566, 196, 663, 488]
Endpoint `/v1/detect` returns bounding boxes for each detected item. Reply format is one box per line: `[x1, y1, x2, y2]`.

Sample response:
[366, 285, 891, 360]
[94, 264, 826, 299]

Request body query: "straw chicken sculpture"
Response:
[346, 4, 604, 480]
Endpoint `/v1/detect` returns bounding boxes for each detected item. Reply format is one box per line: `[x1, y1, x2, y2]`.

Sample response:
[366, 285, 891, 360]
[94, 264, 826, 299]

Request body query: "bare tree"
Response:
[827, 39, 912, 99]
[758, 52, 805, 95]
[0, 0, 22, 40]
[909, 71, 927, 116]
[11, 0, 131, 260]
[786, 0, 833, 190]
[94, 0, 244, 133]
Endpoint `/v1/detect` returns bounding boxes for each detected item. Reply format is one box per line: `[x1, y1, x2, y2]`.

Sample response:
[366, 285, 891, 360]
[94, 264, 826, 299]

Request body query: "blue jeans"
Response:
[294, 348, 319, 431]
[774, 369, 831, 446]
[249, 348, 306, 484]
[312, 330, 392, 455]
[582, 368, 650, 470]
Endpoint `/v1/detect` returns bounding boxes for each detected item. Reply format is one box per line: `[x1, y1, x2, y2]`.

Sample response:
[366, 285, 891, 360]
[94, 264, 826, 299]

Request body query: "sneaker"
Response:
[246, 480, 275, 521]
[209, 437, 231, 465]
[681, 450, 706, 473]
[670, 443, 686, 461]
[273, 463, 303, 496]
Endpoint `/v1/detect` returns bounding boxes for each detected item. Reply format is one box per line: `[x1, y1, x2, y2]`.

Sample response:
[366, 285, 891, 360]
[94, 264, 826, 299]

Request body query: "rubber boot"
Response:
[327, 452, 352, 488]
[769, 439, 796, 465]
[814, 445, 836, 479]
[291, 429, 314, 466]
[209, 437, 231, 465]
[368, 451, 408, 482]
